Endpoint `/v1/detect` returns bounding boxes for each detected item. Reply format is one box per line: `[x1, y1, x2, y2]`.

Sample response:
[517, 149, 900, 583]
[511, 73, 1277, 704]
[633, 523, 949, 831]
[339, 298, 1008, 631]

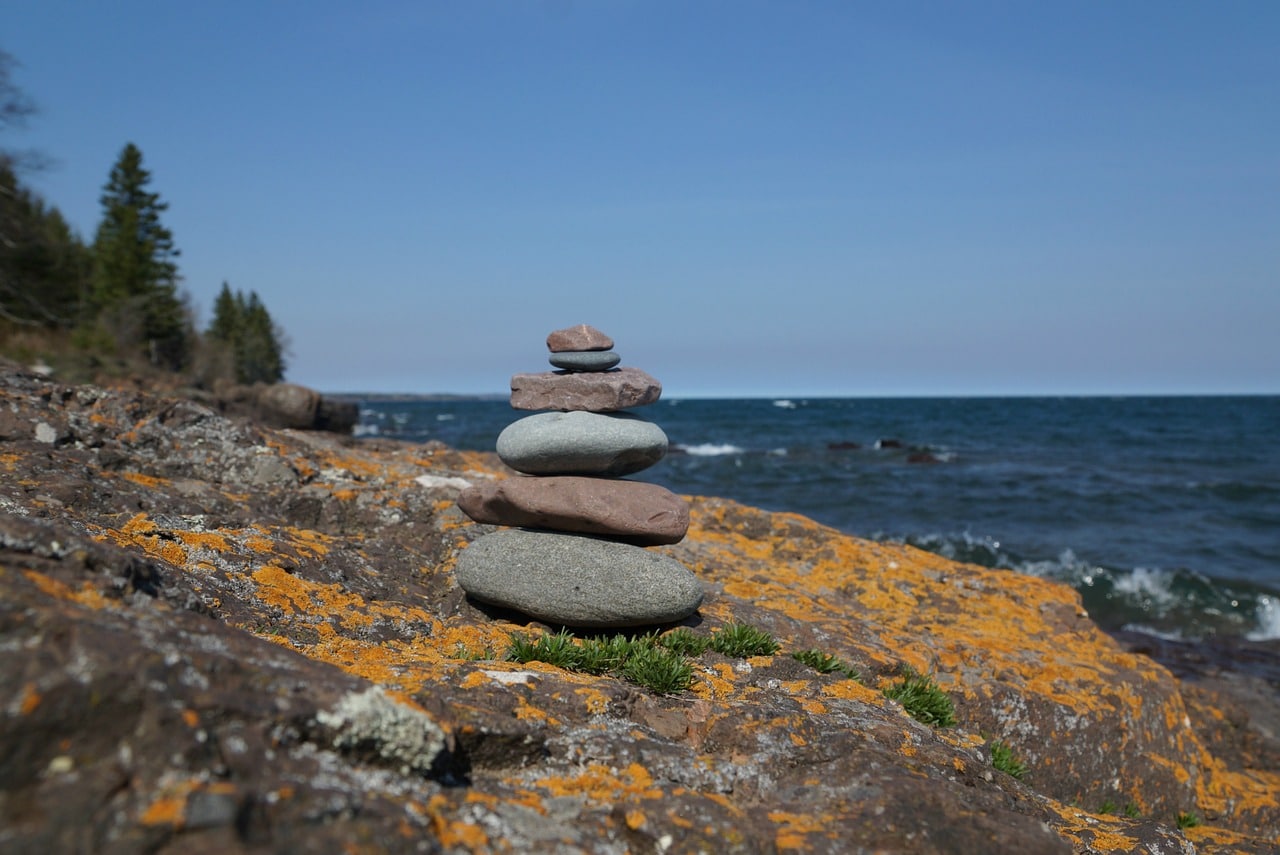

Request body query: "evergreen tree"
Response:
[0, 51, 89, 329]
[0, 161, 91, 327]
[91, 142, 189, 369]
[205, 283, 286, 384]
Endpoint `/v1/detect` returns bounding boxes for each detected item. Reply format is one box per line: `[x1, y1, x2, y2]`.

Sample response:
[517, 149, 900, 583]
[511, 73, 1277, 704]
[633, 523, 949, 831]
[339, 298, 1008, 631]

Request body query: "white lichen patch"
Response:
[315, 686, 445, 776]
[414, 474, 473, 491]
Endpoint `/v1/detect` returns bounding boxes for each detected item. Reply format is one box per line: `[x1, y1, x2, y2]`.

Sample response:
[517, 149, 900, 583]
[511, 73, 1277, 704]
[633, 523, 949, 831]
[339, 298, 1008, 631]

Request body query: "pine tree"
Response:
[205, 283, 286, 384]
[91, 142, 189, 369]
[1, 161, 91, 327]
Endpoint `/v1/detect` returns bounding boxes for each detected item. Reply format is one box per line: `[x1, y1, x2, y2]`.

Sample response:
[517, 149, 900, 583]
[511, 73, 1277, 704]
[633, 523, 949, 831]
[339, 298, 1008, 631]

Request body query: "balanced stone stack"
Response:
[455, 324, 703, 628]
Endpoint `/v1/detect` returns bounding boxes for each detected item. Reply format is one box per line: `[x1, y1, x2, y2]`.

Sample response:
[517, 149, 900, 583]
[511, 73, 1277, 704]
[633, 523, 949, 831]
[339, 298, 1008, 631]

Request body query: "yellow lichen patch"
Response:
[575, 687, 611, 715]
[819, 679, 884, 707]
[120, 471, 171, 489]
[1, 451, 21, 470]
[176, 530, 232, 553]
[425, 794, 492, 850]
[22, 570, 111, 610]
[692, 662, 740, 701]
[250, 564, 314, 617]
[17, 682, 41, 715]
[525, 761, 663, 805]
[768, 809, 833, 849]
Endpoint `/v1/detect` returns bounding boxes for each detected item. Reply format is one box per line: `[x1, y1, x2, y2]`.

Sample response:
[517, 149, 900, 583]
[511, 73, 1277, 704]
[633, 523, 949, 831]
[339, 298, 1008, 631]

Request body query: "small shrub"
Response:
[1175, 811, 1200, 829]
[659, 627, 712, 656]
[989, 739, 1027, 780]
[882, 666, 956, 728]
[710, 622, 780, 658]
[791, 649, 860, 681]
[621, 644, 693, 694]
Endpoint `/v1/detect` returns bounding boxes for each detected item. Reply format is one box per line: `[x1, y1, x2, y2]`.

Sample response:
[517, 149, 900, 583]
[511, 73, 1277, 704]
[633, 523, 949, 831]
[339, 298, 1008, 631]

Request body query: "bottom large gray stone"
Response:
[455, 529, 703, 628]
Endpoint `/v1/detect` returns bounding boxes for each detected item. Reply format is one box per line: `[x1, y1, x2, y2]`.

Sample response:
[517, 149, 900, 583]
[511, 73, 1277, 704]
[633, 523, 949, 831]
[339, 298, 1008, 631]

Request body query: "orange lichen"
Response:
[18, 682, 41, 715]
[768, 809, 832, 849]
[528, 762, 663, 804]
[22, 570, 111, 610]
[426, 795, 491, 849]
[120, 471, 171, 489]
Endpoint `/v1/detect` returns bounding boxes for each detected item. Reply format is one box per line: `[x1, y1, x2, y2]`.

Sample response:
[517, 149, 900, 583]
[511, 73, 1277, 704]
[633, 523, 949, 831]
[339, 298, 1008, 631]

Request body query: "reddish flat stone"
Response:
[510, 366, 661, 412]
[546, 324, 614, 352]
[456, 475, 690, 545]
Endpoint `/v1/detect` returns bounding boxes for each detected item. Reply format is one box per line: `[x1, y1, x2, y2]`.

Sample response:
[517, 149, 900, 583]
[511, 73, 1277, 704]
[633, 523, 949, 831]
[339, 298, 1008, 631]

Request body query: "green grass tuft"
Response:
[710, 622, 780, 658]
[1175, 811, 1200, 829]
[791, 649, 860, 681]
[659, 627, 712, 656]
[989, 739, 1027, 780]
[882, 666, 956, 728]
[505, 630, 693, 694]
[1098, 800, 1118, 815]
[1122, 802, 1142, 819]
[621, 643, 694, 694]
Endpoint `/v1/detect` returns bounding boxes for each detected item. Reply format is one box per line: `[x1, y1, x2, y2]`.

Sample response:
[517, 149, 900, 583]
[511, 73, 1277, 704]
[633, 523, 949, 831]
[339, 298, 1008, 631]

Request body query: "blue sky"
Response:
[7, 1, 1278, 396]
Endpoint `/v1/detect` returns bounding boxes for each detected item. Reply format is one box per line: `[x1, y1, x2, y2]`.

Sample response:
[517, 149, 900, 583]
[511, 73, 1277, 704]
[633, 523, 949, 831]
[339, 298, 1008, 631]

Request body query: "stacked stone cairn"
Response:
[455, 324, 704, 628]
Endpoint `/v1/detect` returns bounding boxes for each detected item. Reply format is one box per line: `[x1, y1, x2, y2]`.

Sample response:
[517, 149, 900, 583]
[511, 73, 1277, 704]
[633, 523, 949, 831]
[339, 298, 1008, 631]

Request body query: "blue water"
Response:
[356, 396, 1280, 641]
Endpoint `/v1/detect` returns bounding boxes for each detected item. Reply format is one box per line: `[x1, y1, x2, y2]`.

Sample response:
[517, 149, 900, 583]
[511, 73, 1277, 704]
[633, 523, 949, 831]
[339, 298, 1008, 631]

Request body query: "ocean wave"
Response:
[900, 533, 1280, 640]
[773, 399, 798, 409]
[679, 443, 746, 456]
[1247, 595, 1280, 641]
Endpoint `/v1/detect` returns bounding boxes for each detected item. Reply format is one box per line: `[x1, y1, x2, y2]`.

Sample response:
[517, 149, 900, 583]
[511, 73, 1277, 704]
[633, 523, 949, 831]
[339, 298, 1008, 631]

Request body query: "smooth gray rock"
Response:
[548, 350, 621, 372]
[455, 529, 703, 627]
[496, 411, 668, 476]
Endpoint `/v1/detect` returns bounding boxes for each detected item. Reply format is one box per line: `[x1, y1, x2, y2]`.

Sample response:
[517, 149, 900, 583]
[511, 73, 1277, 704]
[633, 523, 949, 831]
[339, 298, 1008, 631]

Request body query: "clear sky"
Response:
[7, 1, 1278, 397]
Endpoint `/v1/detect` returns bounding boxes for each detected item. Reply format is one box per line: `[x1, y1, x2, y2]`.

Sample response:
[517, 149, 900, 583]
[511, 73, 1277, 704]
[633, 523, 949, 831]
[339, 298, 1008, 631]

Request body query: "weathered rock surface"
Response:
[457, 476, 690, 545]
[496, 410, 668, 476]
[1, 359, 1277, 853]
[509, 366, 661, 412]
[455, 529, 703, 627]
[546, 324, 612, 352]
[548, 350, 621, 372]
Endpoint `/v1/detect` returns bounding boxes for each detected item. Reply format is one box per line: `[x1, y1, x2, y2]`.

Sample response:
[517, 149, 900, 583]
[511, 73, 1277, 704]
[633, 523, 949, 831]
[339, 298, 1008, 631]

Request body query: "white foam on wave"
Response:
[680, 443, 745, 456]
[353, 423, 380, 438]
[1111, 566, 1180, 607]
[436, 413, 455, 421]
[1247, 595, 1280, 641]
[773, 399, 797, 409]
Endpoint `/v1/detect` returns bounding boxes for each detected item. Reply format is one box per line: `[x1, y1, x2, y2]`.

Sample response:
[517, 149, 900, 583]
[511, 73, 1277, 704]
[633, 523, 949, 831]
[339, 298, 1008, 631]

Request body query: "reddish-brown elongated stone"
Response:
[456, 475, 689, 545]
[510, 366, 661, 412]
[546, 324, 613, 352]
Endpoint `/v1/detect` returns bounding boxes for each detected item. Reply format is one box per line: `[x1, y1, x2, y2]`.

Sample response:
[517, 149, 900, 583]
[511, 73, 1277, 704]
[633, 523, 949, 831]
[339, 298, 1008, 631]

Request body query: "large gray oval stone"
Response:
[455, 529, 703, 627]
[496, 411, 668, 476]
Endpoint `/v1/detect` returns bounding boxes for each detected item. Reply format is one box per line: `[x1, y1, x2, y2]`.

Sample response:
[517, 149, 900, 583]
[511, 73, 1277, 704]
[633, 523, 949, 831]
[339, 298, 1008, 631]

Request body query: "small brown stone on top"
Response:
[547, 324, 614, 353]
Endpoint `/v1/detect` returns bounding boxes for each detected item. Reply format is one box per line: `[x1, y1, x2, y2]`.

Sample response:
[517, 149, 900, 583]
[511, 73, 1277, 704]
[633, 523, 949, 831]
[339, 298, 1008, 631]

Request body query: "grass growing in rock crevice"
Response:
[989, 739, 1028, 780]
[882, 665, 956, 728]
[791, 649, 861, 681]
[506, 630, 693, 694]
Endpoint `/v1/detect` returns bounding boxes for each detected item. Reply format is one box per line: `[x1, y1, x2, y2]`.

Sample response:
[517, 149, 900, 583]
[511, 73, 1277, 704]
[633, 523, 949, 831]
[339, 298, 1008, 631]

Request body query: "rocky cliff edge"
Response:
[1, 362, 1277, 853]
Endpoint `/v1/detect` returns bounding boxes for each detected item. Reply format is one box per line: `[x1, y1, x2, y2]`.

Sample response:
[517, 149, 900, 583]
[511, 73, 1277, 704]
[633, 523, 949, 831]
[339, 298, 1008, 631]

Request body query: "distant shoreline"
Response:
[324, 392, 508, 403]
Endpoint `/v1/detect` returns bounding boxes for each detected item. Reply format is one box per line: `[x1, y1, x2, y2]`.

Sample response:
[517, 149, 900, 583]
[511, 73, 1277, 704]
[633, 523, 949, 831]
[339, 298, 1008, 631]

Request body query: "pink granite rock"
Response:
[456, 476, 690, 545]
[546, 324, 614, 353]
[510, 366, 661, 412]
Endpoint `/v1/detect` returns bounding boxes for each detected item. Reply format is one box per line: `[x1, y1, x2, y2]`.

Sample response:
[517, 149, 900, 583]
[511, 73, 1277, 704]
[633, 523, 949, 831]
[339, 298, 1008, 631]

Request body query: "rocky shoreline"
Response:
[1, 360, 1277, 853]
